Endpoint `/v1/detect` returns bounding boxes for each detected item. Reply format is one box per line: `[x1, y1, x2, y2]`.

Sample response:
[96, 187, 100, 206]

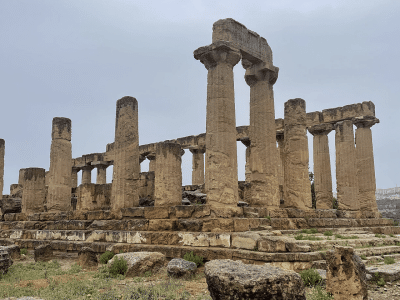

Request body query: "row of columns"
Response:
[71, 161, 111, 187]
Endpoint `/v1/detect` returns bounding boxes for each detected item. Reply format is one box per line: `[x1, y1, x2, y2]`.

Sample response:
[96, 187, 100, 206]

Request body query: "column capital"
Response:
[239, 137, 251, 147]
[189, 146, 206, 154]
[308, 123, 334, 136]
[147, 152, 156, 161]
[194, 41, 241, 70]
[81, 164, 94, 171]
[244, 61, 279, 86]
[353, 116, 379, 129]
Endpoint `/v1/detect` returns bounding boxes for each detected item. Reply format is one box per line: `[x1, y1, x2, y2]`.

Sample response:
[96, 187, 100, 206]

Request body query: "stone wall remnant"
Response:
[154, 142, 182, 207]
[283, 98, 312, 210]
[111, 96, 140, 210]
[21, 168, 46, 214]
[47, 117, 72, 212]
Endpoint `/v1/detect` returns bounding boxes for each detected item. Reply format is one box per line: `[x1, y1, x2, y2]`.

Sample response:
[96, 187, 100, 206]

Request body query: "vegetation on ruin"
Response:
[301, 228, 318, 234]
[375, 233, 386, 238]
[20, 248, 28, 255]
[99, 250, 115, 264]
[384, 257, 395, 264]
[299, 268, 323, 286]
[295, 234, 323, 241]
[360, 255, 367, 260]
[306, 286, 334, 300]
[373, 272, 386, 287]
[183, 251, 204, 267]
[334, 234, 359, 240]
[323, 230, 333, 236]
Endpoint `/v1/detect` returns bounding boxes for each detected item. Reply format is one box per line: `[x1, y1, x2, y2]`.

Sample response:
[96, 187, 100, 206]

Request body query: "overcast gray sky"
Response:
[1, 0, 398, 194]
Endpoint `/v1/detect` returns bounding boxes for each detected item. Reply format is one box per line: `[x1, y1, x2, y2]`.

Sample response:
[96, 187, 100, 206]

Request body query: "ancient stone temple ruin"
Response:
[0, 19, 397, 270]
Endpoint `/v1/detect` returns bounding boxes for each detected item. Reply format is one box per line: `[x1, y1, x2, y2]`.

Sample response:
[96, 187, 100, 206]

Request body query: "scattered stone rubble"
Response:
[167, 258, 197, 278]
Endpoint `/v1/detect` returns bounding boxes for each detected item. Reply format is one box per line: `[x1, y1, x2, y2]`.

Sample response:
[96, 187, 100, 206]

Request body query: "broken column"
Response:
[283, 99, 312, 210]
[47, 117, 73, 212]
[276, 131, 285, 203]
[335, 120, 359, 210]
[354, 116, 379, 211]
[154, 142, 182, 206]
[189, 146, 205, 185]
[21, 168, 46, 214]
[308, 124, 334, 209]
[111, 96, 139, 210]
[245, 61, 280, 208]
[0, 139, 4, 200]
[194, 41, 241, 211]
[81, 165, 93, 184]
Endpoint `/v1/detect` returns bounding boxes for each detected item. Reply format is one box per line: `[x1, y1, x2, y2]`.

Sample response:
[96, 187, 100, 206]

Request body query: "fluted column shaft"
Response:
[309, 124, 334, 209]
[21, 168, 46, 214]
[245, 62, 279, 207]
[0, 139, 4, 199]
[335, 120, 359, 210]
[81, 166, 93, 184]
[276, 132, 285, 202]
[154, 142, 182, 206]
[111, 96, 140, 210]
[354, 117, 379, 211]
[71, 167, 79, 188]
[283, 98, 312, 209]
[190, 147, 205, 185]
[47, 117, 72, 211]
[194, 42, 241, 208]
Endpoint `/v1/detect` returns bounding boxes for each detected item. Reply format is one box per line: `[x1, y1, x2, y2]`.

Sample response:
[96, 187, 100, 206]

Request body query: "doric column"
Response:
[308, 124, 334, 209]
[244, 61, 279, 208]
[81, 165, 93, 184]
[335, 120, 359, 210]
[354, 116, 379, 211]
[92, 161, 109, 185]
[21, 168, 46, 214]
[47, 117, 73, 212]
[154, 142, 182, 206]
[0, 139, 4, 199]
[147, 153, 156, 173]
[189, 146, 205, 185]
[194, 41, 241, 208]
[283, 99, 312, 210]
[71, 167, 79, 188]
[240, 138, 251, 183]
[276, 131, 285, 202]
[111, 96, 140, 210]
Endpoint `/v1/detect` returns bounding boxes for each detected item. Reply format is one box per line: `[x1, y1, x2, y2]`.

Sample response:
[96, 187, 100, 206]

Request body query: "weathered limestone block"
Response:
[34, 244, 53, 262]
[47, 117, 73, 212]
[0, 249, 12, 275]
[154, 142, 182, 207]
[107, 252, 166, 277]
[326, 246, 368, 300]
[147, 152, 156, 173]
[71, 167, 79, 188]
[167, 258, 197, 278]
[138, 171, 155, 201]
[77, 246, 98, 267]
[21, 168, 46, 214]
[354, 116, 379, 211]
[94, 163, 108, 185]
[322, 101, 375, 123]
[0, 198, 21, 215]
[189, 147, 205, 185]
[0, 245, 20, 260]
[81, 165, 93, 184]
[77, 183, 111, 211]
[194, 41, 241, 212]
[10, 184, 23, 198]
[283, 99, 311, 210]
[245, 60, 280, 208]
[111, 97, 140, 210]
[335, 120, 359, 210]
[205, 259, 306, 300]
[0, 139, 4, 201]
[308, 124, 334, 209]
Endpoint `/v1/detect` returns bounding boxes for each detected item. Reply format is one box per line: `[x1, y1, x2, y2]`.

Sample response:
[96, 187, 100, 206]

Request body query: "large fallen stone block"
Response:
[78, 247, 98, 268]
[326, 246, 368, 300]
[204, 259, 306, 300]
[0, 249, 12, 275]
[34, 244, 53, 262]
[107, 251, 166, 277]
[0, 244, 20, 260]
[167, 258, 197, 278]
[366, 262, 400, 282]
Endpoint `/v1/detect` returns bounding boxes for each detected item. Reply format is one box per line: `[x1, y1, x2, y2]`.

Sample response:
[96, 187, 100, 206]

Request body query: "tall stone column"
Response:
[245, 61, 280, 208]
[111, 96, 140, 210]
[71, 167, 79, 188]
[283, 99, 312, 210]
[335, 120, 359, 210]
[194, 41, 241, 211]
[21, 168, 46, 214]
[276, 131, 285, 202]
[81, 165, 93, 184]
[154, 142, 182, 207]
[309, 124, 334, 209]
[0, 139, 4, 200]
[189, 146, 205, 185]
[93, 162, 108, 185]
[354, 116, 379, 211]
[47, 117, 73, 212]
[147, 153, 156, 173]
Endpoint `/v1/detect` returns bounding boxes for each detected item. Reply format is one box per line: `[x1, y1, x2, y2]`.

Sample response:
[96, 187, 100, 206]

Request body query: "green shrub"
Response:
[109, 256, 128, 277]
[360, 255, 367, 260]
[389, 234, 395, 237]
[323, 230, 333, 236]
[374, 272, 386, 286]
[183, 251, 204, 267]
[20, 248, 28, 255]
[307, 286, 333, 300]
[295, 234, 322, 241]
[300, 268, 323, 286]
[99, 251, 115, 264]
[265, 216, 271, 221]
[295, 234, 304, 240]
[301, 228, 318, 234]
[375, 234, 386, 238]
[334, 234, 359, 239]
[384, 257, 395, 265]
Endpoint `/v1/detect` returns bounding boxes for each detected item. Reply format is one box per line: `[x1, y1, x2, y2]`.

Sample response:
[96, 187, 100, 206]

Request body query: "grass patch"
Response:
[20, 248, 28, 255]
[375, 234, 386, 238]
[183, 251, 204, 267]
[334, 234, 359, 240]
[295, 234, 323, 241]
[373, 272, 386, 287]
[389, 234, 395, 237]
[384, 257, 395, 265]
[323, 230, 333, 236]
[360, 255, 367, 260]
[301, 228, 318, 234]
[306, 286, 333, 300]
[299, 268, 323, 286]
